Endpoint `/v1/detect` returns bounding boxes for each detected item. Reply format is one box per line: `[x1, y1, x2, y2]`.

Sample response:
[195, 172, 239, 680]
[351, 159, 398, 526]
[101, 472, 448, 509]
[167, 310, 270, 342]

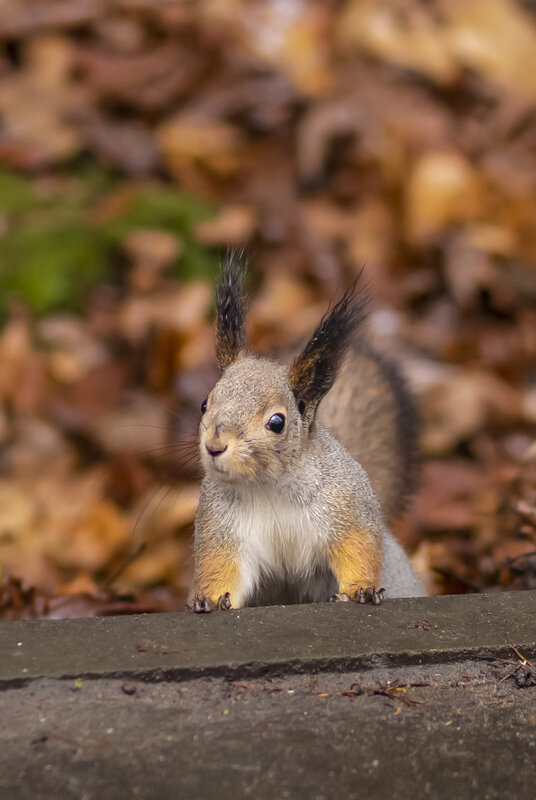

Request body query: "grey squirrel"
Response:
[187, 254, 426, 612]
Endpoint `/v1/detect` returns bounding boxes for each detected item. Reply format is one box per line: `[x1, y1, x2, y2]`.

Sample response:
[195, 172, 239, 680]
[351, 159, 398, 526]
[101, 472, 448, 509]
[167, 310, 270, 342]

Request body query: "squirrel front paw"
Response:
[186, 594, 214, 613]
[330, 587, 385, 605]
[186, 592, 232, 613]
[216, 592, 232, 610]
[356, 586, 384, 605]
[330, 592, 352, 603]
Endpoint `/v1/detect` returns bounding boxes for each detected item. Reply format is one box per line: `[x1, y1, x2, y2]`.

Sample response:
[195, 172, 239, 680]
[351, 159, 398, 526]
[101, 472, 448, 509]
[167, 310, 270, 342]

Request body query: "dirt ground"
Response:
[1, 659, 535, 800]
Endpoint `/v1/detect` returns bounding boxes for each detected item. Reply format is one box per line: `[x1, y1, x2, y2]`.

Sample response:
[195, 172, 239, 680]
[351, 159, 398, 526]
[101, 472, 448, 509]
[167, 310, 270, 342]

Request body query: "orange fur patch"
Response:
[329, 529, 382, 595]
[192, 544, 240, 605]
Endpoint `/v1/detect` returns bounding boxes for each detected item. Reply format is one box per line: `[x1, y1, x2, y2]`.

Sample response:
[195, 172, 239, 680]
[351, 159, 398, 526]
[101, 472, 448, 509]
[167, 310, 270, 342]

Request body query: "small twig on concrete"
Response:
[510, 645, 533, 667]
[498, 646, 535, 684]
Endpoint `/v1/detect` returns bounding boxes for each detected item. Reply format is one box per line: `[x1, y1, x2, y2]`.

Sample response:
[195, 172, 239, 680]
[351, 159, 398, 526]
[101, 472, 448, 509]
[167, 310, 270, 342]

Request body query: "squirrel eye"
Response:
[266, 413, 285, 434]
[201, 398, 208, 414]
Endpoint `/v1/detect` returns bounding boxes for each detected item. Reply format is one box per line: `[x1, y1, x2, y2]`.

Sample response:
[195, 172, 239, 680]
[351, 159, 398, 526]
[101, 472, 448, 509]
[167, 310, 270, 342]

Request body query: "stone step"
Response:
[1, 592, 535, 800]
[1, 591, 536, 688]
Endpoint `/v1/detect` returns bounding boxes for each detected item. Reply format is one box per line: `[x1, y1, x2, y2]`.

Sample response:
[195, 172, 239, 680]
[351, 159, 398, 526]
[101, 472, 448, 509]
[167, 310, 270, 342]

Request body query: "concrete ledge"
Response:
[2, 591, 536, 688]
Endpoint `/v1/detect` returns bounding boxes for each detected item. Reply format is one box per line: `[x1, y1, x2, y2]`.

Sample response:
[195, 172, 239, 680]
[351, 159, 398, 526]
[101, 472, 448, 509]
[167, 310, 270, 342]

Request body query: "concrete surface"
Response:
[1, 592, 536, 687]
[1, 592, 536, 799]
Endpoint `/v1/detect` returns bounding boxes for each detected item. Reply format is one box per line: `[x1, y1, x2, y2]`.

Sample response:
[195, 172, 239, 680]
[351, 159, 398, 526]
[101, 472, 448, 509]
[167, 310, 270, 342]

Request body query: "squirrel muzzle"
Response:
[200, 423, 239, 481]
[205, 437, 228, 457]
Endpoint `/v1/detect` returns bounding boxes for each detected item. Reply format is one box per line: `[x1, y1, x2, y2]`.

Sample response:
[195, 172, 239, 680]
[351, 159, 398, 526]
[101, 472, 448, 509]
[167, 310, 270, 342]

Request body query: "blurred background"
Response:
[1, 0, 536, 619]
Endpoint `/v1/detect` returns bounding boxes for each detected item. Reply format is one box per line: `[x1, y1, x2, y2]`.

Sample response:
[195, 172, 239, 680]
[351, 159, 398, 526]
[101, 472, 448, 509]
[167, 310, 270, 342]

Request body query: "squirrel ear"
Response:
[215, 251, 249, 371]
[288, 275, 368, 425]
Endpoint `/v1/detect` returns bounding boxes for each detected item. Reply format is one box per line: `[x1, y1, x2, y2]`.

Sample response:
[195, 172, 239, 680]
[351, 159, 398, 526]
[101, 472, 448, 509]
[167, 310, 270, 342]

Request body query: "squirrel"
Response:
[187, 254, 426, 612]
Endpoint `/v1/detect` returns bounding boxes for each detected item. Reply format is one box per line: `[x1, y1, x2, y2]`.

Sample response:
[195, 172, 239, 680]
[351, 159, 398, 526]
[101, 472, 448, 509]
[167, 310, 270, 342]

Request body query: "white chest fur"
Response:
[229, 490, 330, 601]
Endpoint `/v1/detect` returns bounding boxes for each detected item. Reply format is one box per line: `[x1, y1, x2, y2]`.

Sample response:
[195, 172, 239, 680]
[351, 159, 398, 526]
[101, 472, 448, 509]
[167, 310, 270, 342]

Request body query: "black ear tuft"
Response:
[288, 273, 368, 425]
[215, 250, 249, 371]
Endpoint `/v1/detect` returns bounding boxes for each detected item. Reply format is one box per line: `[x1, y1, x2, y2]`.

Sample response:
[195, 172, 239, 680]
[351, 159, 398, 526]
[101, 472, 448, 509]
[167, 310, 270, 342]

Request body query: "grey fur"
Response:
[380, 531, 427, 598]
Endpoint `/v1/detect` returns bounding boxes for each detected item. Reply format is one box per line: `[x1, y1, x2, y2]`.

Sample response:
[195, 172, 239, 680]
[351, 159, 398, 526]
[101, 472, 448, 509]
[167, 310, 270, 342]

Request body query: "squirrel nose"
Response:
[205, 440, 228, 458]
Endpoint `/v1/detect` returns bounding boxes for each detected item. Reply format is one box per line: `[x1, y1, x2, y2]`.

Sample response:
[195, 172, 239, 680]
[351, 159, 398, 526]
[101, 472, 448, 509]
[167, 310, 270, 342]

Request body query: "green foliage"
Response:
[0, 172, 37, 214]
[104, 185, 218, 281]
[0, 227, 109, 313]
[0, 169, 219, 315]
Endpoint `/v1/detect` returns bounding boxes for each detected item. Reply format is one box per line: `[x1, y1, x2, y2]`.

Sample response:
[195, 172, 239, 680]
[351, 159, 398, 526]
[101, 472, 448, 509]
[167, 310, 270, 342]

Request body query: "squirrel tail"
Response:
[317, 339, 419, 522]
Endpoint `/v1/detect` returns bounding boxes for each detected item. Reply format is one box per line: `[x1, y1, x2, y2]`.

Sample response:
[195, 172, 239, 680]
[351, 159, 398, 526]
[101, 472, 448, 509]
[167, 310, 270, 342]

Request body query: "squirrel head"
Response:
[199, 253, 367, 488]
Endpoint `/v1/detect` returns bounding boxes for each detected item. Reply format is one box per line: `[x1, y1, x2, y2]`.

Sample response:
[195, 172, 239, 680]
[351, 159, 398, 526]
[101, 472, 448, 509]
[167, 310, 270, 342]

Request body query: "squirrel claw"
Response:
[355, 586, 385, 605]
[217, 592, 232, 610]
[185, 592, 232, 613]
[331, 588, 385, 605]
[186, 594, 215, 613]
[330, 592, 351, 603]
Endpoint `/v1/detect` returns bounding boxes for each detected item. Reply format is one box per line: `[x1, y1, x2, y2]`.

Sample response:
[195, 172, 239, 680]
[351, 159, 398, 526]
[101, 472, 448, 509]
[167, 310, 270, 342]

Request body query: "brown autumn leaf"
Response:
[443, 0, 536, 101]
[123, 229, 182, 292]
[0, 310, 47, 414]
[405, 151, 481, 244]
[157, 113, 244, 179]
[339, 0, 457, 85]
[0, 35, 86, 166]
[195, 204, 257, 245]
[118, 281, 211, 344]
[37, 315, 109, 384]
[203, 0, 332, 95]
